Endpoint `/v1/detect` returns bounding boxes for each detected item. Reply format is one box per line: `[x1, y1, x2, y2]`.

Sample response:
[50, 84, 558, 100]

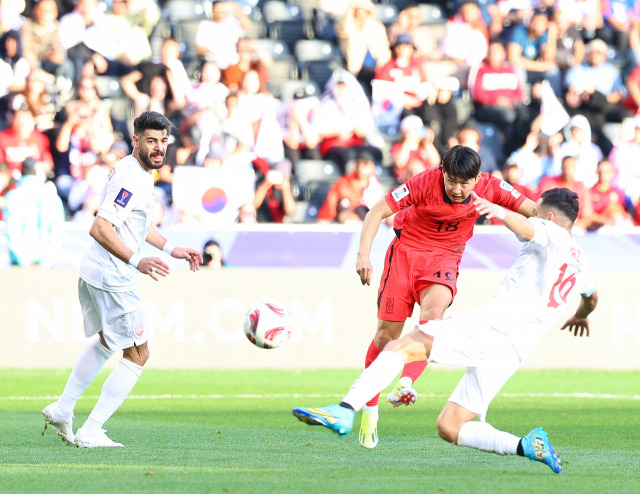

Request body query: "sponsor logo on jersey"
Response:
[511, 189, 521, 199]
[115, 188, 132, 208]
[135, 322, 144, 337]
[391, 184, 410, 202]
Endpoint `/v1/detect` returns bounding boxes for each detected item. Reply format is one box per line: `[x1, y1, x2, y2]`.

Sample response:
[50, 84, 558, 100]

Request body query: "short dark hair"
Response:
[133, 111, 173, 137]
[539, 188, 579, 223]
[441, 145, 481, 181]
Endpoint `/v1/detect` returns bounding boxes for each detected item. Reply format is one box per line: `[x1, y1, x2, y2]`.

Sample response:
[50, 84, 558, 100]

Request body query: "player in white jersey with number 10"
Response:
[42, 111, 203, 448]
[294, 187, 598, 474]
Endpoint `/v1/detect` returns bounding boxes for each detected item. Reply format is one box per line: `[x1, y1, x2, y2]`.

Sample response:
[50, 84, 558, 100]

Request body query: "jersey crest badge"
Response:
[391, 184, 410, 202]
[115, 188, 133, 208]
[499, 180, 514, 192]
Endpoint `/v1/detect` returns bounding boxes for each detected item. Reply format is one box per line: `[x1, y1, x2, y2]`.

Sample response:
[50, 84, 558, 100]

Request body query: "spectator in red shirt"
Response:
[0, 100, 53, 180]
[588, 159, 635, 230]
[468, 39, 527, 145]
[538, 155, 593, 229]
[317, 150, 383, 223]
[501, 160, 538, 201]
[390, 115, 440, 182]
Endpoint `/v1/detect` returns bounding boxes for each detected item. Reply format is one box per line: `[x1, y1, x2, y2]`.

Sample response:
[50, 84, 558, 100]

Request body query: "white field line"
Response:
[2, 392, 640, 401]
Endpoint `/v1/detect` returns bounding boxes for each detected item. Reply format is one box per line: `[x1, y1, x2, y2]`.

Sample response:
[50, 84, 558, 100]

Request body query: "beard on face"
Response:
[138, 147, 166, 170]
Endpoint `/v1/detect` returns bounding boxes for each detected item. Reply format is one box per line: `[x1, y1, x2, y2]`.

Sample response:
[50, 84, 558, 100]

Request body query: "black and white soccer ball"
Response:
[243, 298, 292, 349]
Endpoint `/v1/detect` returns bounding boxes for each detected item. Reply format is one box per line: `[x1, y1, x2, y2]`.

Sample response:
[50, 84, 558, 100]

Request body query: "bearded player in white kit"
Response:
[294, 188, 598, 473]
[42, 111, 203, 448]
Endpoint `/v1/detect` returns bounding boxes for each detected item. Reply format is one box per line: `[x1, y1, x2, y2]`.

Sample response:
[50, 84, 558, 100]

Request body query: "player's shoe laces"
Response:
[74, 428, 124, 448]
[41, 402, 74, 444]
[386, 377, 418, 408]
[521, 427, 562, 473]
[292, 404, 354, 436]
[358, 411, 379, 449]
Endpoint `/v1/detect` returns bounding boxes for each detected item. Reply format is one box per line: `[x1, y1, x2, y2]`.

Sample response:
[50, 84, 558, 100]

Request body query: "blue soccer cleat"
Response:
[521, 427, 562, 473]
[292, 404, 355, 436]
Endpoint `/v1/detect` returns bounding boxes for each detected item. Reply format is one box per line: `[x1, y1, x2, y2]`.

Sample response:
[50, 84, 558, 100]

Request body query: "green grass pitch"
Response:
[1, 368, 638, 493]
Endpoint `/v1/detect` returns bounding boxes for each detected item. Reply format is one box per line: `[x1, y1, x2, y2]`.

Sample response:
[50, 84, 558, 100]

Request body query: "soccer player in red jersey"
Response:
[354, 145, 537, 448]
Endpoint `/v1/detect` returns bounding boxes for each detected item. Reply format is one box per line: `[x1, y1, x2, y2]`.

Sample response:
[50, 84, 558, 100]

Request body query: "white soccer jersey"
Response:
[485, 217, 597, 360]
[80, 155, 155, 292]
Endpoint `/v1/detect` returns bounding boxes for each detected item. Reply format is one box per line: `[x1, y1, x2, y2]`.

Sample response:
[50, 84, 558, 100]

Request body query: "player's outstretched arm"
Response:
[561, 292, 598, 337]
[90, 216, 170, 280]
[146, 226, 203, 272]
[471, 192, 535, 240]
[356, 199, 394, 286]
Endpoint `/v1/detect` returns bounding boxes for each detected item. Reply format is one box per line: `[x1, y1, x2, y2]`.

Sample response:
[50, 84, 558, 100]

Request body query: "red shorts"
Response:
[377, 238, 461, 321]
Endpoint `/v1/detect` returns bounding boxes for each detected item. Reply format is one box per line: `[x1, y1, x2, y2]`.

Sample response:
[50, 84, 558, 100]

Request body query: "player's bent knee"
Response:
[436, 417, 460, 444]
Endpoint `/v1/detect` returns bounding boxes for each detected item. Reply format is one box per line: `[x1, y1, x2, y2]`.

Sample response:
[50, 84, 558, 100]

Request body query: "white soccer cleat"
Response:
[41, 402, 75, 444]
[386, 378, 418, 408]
[74, 428, 124, 448]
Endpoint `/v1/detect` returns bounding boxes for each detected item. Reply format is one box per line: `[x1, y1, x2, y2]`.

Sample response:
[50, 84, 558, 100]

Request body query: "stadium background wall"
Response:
[2, 268, 638, 370]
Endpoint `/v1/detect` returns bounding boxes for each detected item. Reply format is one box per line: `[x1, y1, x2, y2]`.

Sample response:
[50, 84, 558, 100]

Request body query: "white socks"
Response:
[342, 351, 405, 411]
[82, 358, 144, 433]
[57, 338, 114, 418]
[457, 421, 521, 456]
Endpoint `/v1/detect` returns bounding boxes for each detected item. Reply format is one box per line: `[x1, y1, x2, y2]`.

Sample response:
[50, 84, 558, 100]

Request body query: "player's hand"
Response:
[471, 192, 505, 220]
[560, 315, 590, 337]
[170, 247, 203, 272]
[138, 257, 171, 281]
[356, 256, 373, 286]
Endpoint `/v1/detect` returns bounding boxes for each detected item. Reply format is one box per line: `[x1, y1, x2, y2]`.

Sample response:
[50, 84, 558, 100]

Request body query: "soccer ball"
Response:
[243, 298, 292, 349]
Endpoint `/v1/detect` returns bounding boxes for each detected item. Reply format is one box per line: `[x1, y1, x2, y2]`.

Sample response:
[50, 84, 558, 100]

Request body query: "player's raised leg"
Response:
[294, 332, 431, 439]
[388, 284, 453, 408]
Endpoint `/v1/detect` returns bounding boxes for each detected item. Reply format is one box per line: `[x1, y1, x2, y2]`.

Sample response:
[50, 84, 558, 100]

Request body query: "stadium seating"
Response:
[294, 39, 344, 90]
[278, 79, 321, 102]
[263, 0, 312, 54]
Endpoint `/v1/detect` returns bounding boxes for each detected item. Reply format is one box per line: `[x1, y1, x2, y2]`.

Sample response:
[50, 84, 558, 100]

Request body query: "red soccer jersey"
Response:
[386, 167, 526, 254]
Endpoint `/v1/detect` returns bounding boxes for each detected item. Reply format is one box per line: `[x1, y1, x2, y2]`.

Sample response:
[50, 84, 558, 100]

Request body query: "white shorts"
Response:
[78, 278, 149, 352]
[419, 308, 521, 421]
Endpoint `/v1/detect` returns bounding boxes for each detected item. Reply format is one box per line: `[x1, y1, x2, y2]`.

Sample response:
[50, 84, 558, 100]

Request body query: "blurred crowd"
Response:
[1, 0, 640, 266]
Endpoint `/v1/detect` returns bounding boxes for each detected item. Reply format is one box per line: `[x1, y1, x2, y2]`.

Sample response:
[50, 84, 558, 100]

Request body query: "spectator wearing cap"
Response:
[468, 39, 527, 148]
[253, 159, 297, 223]
[317, 150, 383, 223]
[374, 33, 430, 118]
[201, 239, 227, 268]
[564, 38, 631, 155]
[336, 0, 391, 98]
[609, 114, 640, 206]
[0, 101, 53, 180]
[278, 84, 322, 167]
[4, 157, 65, 267]
[390, 115, 440, 181]
[507, 8, 563, 98]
